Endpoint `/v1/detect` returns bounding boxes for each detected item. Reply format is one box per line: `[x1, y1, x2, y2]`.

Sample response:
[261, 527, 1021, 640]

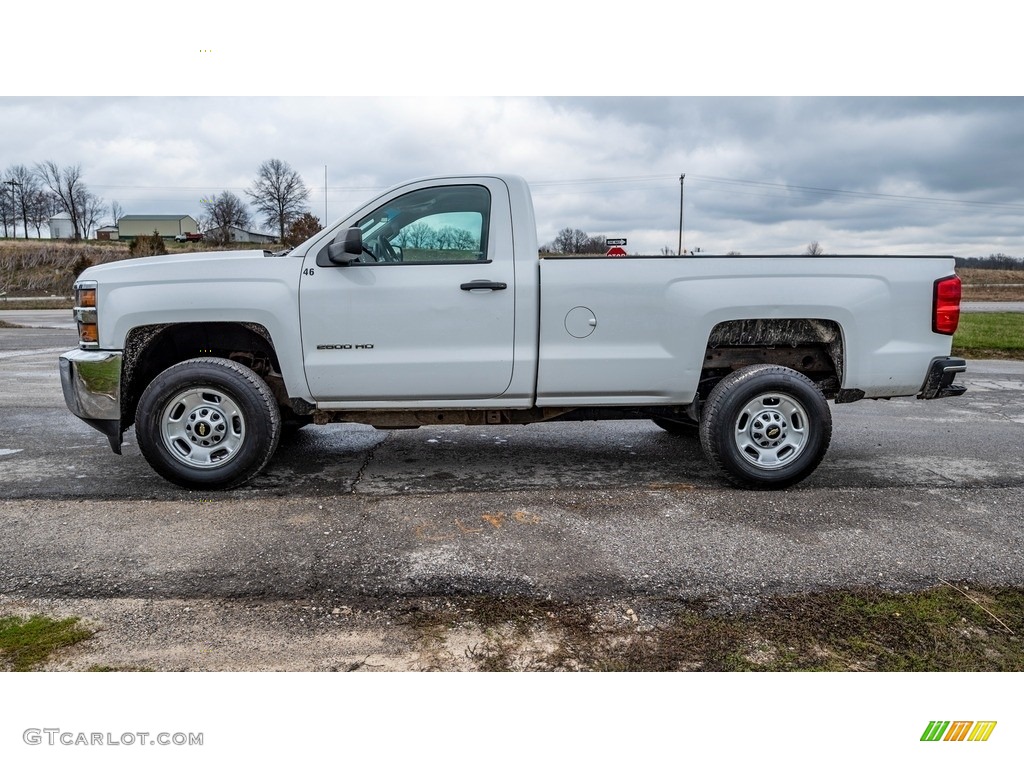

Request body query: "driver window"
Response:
[356, 185, 490, 264]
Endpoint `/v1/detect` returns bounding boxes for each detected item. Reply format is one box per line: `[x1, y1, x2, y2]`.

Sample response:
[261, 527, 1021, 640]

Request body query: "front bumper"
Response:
[59, 349, 124, 453]
[918, 356, 967, 400]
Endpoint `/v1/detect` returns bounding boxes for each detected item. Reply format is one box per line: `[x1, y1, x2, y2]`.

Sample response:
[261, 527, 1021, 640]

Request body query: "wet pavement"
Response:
[2, 325, 1022, 604]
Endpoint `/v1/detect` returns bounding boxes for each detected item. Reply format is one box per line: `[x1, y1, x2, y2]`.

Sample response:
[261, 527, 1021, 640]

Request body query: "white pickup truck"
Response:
[59, 174, 966, 491]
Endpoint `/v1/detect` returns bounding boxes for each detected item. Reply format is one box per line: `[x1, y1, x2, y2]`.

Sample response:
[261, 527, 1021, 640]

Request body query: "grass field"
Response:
[0, 238, 267, 299]
[959, 267, 1024, 302]
[953, 313, 1024, 359]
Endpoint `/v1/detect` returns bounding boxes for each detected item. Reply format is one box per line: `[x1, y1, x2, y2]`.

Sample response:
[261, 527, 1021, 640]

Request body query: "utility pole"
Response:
[677, 173, 685, 256]
[4, 180, 21, 239]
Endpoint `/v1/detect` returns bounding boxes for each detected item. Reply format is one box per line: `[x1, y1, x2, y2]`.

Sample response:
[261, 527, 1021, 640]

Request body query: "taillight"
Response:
[933, 275, 961, 335]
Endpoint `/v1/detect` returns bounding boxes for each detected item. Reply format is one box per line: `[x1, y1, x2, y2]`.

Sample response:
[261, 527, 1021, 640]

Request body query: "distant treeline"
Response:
[954, 253, 1024, 270]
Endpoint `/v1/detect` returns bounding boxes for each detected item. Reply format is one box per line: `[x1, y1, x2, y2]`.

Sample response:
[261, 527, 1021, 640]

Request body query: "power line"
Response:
[690, 174, 1024, 212]
[530, 173, 1024, 212]
[531, 174, 673, 188]
[89, 183, 385, 193]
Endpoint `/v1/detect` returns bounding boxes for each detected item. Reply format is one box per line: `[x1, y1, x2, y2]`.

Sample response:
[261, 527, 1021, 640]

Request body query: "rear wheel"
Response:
[135, 357, 281, 490]
[699, 364, 831, 490]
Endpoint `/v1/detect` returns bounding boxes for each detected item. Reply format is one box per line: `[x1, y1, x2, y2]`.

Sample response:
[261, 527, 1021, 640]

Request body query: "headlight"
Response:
[73, 280, 99, 348]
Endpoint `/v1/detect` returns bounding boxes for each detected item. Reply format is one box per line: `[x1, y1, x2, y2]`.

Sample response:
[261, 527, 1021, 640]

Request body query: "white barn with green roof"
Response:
[117, 214, 199, 241]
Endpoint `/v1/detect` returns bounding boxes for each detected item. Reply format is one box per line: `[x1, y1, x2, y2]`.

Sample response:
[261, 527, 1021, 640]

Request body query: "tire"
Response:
[652, 416, 699, 437]
[699, 364, 831, 490]
[135, 357, 281, 490]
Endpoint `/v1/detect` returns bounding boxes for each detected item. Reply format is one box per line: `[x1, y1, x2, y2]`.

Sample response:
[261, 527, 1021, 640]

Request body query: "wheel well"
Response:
[700, 319, 844, 400]
[121, 322, 282, 428]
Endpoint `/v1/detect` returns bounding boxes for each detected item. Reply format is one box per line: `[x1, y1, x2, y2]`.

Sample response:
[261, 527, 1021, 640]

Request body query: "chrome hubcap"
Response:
[734, 392, 808, 469]
[160, 387, 245, 468]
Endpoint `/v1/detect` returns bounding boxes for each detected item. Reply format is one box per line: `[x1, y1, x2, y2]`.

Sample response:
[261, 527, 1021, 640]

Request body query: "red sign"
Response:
[606, 246, 627, 257]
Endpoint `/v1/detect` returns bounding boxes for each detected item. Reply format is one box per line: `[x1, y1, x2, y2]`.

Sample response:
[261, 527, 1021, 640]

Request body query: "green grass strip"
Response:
[0, 614, 94, 671]
[953, 313, 1024, 358]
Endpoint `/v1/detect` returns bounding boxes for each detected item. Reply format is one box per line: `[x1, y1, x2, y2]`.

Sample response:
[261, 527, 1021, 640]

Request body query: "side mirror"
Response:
[327, 228, 363, 265]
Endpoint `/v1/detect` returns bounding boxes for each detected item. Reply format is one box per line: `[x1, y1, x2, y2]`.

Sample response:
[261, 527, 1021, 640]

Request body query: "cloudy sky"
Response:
[4, 4, 1021, 258]
[4, 96, 1023, 258]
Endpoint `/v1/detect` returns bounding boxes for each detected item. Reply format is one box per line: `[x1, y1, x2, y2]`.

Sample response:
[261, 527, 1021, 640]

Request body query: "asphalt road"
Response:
[2, 324, 1023, 610]
[0, 309, 77, 330]
[962, 301, 1024, 313]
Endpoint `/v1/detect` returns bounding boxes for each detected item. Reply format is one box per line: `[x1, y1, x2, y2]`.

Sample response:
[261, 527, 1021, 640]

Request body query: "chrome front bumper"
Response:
[59, 349, 124, 453]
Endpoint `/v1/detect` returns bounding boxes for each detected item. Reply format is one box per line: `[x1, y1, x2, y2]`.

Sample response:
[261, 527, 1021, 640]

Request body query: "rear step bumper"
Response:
[919, 356, 967, 399]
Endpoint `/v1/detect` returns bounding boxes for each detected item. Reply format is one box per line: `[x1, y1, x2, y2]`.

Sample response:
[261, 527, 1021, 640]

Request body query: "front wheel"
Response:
[699, 365, 832, 490]
[135, 357, 281, 490]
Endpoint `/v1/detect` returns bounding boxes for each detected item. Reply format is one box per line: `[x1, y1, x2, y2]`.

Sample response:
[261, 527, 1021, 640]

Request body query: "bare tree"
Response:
[448, 227, 477, 250]
[246, 159, 310, 243]
[552, 228, 582, 253]
[110, 200, 124, 227]
[35, 161, 89, 240]
[804, 240, 825, 256]
[5, 164, 44, 238]
[202, 191, 252, 244]
[27, 189, 57, 238]
[551, 227, 606, 254]
[397, 222, 433, 249]
[0, 185, 12, 237]
[78, 191, 107, 240]
[954, 253, 1024, 271]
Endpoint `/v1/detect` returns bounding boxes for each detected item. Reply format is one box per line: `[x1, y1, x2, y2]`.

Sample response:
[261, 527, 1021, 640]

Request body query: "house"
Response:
[204, 225, 277, 244]
[97, 225, 119, 241]
[48, 212, 75, 239]
[117, 215, 199, 241]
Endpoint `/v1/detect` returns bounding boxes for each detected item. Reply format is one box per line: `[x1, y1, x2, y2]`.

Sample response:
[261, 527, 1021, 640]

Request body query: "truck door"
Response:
[298, 181, 516, 402]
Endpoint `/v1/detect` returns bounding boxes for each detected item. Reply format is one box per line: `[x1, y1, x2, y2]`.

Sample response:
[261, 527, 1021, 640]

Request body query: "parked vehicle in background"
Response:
[59, 174, 966, 491]
[174, 232, 204, 242]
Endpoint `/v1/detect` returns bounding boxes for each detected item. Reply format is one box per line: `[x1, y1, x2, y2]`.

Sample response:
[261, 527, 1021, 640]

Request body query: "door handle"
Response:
[460, 280, 507, 291]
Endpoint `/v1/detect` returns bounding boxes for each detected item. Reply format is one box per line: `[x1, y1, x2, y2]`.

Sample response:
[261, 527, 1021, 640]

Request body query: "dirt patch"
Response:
[5, 585, 1021, 672]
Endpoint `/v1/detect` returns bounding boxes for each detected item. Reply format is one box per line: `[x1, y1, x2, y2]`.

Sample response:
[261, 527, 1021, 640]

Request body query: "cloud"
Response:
[2, 96, 1022, 257]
